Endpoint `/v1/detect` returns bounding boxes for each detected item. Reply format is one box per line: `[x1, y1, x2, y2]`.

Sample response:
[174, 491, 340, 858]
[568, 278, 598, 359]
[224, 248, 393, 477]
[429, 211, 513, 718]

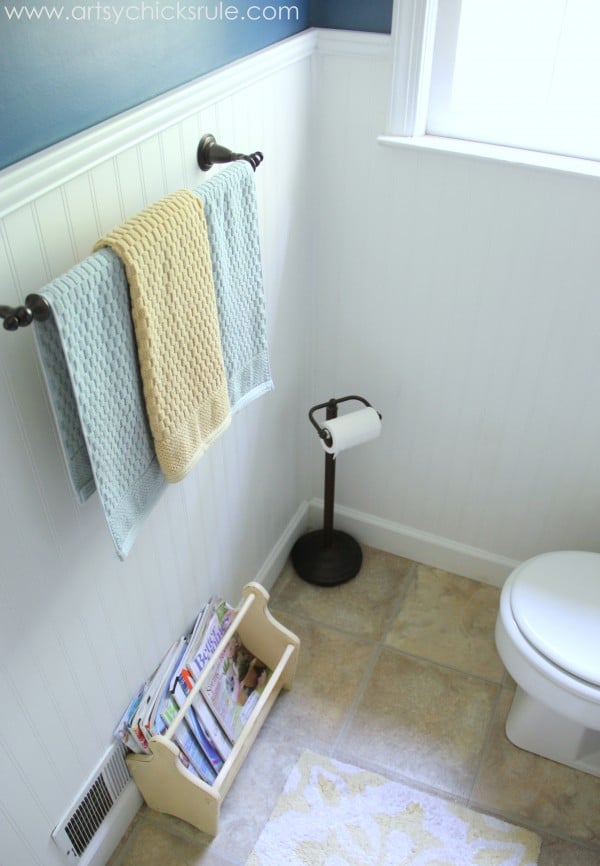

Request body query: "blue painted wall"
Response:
[0, 0, 392, 170]
[0, 1, 309, 169]
[310, 0, 392, 34]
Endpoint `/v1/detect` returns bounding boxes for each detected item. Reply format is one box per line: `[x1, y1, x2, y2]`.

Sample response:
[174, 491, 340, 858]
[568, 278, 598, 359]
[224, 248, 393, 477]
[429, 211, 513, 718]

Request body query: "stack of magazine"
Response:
[114, 596, 272, 784]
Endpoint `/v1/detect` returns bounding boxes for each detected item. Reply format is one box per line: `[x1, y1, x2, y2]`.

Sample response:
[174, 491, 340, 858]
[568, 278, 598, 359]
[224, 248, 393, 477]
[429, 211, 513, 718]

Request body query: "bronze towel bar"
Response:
[1, 135, 264, 331]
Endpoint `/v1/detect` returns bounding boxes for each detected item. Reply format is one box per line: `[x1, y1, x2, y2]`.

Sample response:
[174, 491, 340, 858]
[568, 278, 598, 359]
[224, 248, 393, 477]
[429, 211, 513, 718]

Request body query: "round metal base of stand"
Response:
[291, 530, 363, 587]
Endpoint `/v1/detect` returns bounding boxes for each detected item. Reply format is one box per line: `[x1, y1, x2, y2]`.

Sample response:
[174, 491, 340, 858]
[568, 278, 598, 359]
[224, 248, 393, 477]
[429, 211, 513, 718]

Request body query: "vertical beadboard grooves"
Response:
[0, 31, 317, 220]
[0, 38, 314, 866]
[3, 28, 600, 866]
[310, 31, 600, 567]
[0, 795, 46, 866]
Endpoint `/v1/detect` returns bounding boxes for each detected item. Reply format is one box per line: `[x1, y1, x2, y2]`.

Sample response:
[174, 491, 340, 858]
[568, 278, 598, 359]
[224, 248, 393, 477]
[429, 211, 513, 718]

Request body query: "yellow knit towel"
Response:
[94, 189, 231, 483]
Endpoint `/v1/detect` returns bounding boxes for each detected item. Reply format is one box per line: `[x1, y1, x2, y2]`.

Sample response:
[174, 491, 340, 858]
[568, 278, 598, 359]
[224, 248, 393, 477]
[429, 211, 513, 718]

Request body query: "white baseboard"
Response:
[255, 501, 311, 591]
[96, 504, 309, 865]
[98, 496, 515, 863]
[306, 499, 519, 587]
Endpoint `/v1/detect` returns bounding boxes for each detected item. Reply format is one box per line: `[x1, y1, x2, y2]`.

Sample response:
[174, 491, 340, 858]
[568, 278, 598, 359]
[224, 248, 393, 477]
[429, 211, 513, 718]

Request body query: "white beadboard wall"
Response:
[5, 24, 600, 866]
[311, 31, 600, 581]
[0, 34, 314, 866]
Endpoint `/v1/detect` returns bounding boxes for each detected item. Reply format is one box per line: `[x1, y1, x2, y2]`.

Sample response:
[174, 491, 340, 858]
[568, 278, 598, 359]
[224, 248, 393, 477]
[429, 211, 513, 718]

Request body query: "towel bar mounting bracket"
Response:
[0, 294, 51, 331]
[2, 135, 264, 333]
[197, 134, 264, 172]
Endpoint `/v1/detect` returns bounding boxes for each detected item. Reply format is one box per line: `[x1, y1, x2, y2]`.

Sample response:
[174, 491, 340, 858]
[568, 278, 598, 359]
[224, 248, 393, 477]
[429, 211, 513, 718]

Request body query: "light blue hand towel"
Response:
[195, 162, 273, 413]
[33, 247, 166, 559]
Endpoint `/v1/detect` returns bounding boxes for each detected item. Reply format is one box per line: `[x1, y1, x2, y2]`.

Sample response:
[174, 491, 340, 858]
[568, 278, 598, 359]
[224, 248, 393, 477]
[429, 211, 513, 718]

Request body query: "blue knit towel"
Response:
[33, 248, 166, 559]
[195, 162, 273, 413]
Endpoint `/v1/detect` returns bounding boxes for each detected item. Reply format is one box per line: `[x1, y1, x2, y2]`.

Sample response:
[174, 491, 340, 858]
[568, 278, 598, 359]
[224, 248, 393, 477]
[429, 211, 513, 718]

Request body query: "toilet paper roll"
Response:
[321, 407, 382, 457]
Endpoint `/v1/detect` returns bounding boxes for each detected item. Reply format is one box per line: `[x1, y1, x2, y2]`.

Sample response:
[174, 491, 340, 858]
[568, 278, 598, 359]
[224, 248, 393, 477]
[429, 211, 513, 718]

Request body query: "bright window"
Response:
[389, 0, 600, 162]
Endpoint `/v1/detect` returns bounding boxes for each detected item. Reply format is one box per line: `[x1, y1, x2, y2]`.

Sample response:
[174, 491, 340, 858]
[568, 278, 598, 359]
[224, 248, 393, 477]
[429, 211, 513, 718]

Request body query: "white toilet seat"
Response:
[495, 550, 600, 777]
[509, 550, 600, 687]
[496, 552, 600, 727]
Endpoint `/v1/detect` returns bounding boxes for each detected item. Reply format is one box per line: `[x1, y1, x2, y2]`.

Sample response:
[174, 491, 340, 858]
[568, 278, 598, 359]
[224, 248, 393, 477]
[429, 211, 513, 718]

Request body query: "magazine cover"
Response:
[185, 701, 224, 775]
[113, 682, 147, 753]
[144, 636, 188, 739]
[172, 673, 231, 769]
[189, 599, 235, 678]
[172, 718, 218, 785]
[202, 633, 271, 742]
[167, 600, 211, 692]
[192, 694, 233, 762]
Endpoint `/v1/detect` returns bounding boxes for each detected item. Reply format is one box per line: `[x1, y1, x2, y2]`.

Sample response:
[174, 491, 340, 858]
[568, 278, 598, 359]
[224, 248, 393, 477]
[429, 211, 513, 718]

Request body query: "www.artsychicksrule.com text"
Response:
[3, 2, 300, 22]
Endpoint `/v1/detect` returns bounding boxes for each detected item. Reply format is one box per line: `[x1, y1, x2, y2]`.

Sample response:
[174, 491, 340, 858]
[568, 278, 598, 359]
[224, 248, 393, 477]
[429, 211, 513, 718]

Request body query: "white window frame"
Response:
[387, 0, 440, 138]
[381, 0, 600, 177]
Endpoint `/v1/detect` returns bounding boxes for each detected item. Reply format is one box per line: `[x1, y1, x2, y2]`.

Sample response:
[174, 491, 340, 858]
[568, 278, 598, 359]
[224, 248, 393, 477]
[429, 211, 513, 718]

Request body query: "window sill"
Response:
[377, 134, 600, 180]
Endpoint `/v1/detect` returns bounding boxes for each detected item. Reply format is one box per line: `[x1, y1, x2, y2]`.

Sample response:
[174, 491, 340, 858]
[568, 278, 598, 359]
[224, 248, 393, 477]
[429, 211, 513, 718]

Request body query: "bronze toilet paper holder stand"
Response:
[291, 395, 382, 587]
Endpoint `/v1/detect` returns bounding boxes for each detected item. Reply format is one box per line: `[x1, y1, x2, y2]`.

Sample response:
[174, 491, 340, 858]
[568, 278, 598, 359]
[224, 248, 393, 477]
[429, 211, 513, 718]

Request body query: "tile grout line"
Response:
[327, 559, 419, 756]
[269, 604, 381, 647]
[382, 642, 507, 688]
[330, 639, 384, 756]
[117, 553, 600, 865]
[465, 681, 505, 805]
[464, 683, 600, 854]
[464, 799, 600, 855]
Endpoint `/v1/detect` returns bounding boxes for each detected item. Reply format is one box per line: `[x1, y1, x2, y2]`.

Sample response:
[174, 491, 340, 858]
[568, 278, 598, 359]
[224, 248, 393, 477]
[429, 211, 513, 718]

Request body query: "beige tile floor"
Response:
[107, 546, 600, 865]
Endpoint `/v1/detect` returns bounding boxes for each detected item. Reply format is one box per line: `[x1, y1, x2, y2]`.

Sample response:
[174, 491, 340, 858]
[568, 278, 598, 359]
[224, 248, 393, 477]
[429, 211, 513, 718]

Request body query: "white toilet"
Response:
[495, 550, 600, 777]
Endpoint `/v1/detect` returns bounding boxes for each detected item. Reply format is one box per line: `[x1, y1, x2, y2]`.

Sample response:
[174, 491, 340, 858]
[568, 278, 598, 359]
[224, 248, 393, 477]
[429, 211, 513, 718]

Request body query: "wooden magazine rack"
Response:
[126, 582, 300, 835]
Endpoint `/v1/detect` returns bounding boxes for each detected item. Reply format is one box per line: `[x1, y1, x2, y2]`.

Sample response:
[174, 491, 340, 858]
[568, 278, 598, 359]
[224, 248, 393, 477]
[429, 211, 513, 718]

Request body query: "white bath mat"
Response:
[245, 751, 540, 865]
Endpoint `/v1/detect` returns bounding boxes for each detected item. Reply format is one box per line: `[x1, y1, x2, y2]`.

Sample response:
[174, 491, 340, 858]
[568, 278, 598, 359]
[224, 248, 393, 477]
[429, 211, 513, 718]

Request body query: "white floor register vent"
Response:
[52, 742, 139, 863]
